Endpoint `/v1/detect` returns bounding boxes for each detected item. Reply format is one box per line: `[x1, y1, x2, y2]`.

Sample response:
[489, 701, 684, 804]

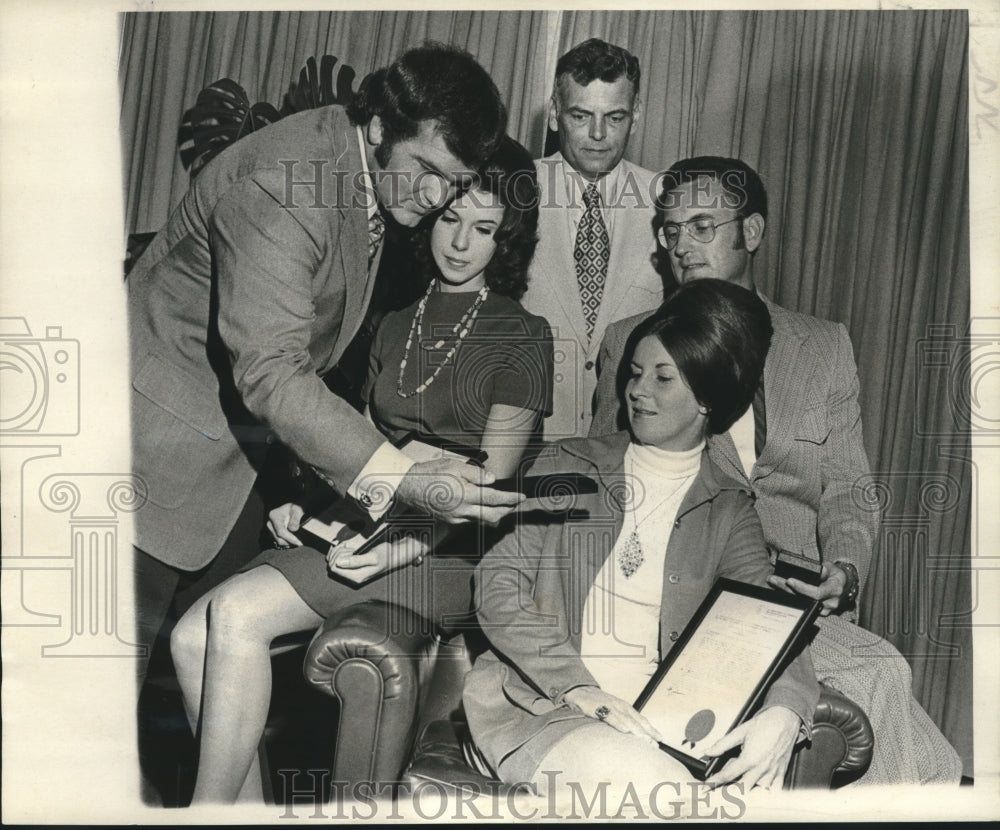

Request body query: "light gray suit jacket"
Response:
[590, 296, 878, 593]
[128, 106, 385, 569]
[521, 154, 663, 441]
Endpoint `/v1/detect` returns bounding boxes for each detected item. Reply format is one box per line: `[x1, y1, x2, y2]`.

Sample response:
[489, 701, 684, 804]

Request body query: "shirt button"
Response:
[669, 631, 680, 642]
[585, 360, 594, 370]
[668, 573, 680, 584]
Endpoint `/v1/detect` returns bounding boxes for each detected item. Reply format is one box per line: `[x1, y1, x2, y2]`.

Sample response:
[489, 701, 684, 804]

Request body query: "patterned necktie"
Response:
[752, 379, 767, 458]
[574, 183, 610, 340]
[368, 210, 385, 268]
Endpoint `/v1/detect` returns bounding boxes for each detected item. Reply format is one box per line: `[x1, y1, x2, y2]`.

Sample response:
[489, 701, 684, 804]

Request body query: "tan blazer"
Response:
[520, 155, 663, 441]
[590, 296, 878, 591]
[128, 106, 385, 570]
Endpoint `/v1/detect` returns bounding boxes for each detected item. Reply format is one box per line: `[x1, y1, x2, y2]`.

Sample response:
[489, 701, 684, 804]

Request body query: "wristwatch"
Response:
[835, 560, 860, 607]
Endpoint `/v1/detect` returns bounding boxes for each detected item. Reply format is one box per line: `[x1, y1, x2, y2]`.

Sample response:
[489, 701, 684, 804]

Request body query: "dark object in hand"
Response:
[773, 549, 824, 586]
[493, 472, 599, 500]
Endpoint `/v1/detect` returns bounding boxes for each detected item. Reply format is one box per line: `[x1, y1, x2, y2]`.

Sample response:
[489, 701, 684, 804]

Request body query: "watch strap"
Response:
[835, 560, 860, 606]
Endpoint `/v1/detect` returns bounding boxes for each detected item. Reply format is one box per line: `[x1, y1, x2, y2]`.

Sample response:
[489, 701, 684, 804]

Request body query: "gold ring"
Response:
[595, 705, 610, 721]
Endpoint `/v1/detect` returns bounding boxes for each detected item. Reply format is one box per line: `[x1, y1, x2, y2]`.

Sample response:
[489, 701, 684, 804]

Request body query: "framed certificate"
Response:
[633, 578, 821, 777]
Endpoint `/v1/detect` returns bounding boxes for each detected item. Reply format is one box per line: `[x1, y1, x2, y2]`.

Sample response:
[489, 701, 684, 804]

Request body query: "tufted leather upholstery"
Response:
[302, 600, 874, 794]
[303, 601, 440, 784]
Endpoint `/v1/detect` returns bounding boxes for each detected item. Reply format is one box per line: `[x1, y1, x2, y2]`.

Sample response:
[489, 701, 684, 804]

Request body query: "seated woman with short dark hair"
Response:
[463, 278, 819, 798]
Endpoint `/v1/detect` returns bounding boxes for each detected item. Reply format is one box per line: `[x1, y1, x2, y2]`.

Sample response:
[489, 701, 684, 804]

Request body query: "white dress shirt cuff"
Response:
[346, 442, 416, 520]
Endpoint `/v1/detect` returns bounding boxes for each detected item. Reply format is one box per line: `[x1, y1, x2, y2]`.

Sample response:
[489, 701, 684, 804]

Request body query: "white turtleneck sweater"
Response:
[580, 441, 705, 703]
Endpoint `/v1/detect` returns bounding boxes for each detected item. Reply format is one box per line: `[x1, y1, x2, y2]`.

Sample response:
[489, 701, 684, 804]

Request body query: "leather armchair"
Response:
[303, 600, 874, 796]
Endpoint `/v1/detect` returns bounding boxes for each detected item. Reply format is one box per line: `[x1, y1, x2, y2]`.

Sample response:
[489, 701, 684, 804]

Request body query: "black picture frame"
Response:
[633, 577, 821, 778]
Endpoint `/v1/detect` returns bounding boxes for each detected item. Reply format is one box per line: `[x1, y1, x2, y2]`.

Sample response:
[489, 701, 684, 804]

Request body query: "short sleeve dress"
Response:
[245, 286, 554, 628]
[366, 288, 554, 446]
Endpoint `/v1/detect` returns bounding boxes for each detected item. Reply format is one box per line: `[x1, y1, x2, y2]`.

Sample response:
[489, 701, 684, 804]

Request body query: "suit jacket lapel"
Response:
[708, 432, 748, 485]
[331, 120, 372, 363]
[596, 160, 644, 341]
[540, 155, 590, 348]
[753, 297, 812, 480]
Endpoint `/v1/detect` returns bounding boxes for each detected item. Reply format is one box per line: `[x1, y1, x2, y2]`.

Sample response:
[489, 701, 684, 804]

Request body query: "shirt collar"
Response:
[561, 154, 626, 207]
[356, 125, 378, 221]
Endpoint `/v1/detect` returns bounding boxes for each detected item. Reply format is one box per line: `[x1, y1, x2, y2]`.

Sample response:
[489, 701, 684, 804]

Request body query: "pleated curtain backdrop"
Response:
[118, 9, 973, 774]
[119, 10, 556, 235]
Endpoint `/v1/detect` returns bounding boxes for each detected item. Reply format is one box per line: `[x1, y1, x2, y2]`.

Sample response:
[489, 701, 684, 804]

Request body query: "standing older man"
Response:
[128, 44, 519, 682]
[521, 38, 663, 441]
[591, 156, 962, 785]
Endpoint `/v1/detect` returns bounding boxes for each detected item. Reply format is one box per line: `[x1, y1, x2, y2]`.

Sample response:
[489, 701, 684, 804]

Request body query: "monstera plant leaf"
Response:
[281, 54, 359, 116]
[178, 78, 281, 177]
[176, 56, 361, 178]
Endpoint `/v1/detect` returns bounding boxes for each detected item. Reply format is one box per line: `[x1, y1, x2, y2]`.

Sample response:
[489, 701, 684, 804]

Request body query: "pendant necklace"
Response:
[396, 281, 490, 399]
[617, 456, 692, 579]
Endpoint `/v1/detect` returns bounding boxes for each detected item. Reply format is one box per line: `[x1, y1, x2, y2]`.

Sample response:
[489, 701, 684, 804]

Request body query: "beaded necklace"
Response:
[396, 281, 491, 399]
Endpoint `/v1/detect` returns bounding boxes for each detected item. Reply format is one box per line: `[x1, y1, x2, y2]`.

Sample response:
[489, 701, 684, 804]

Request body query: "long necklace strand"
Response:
[396, 281, 490, 399]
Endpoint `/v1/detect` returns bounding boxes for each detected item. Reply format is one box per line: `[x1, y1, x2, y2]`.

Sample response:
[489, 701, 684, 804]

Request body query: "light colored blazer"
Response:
[520, 154, 663, 441]
[463, 432, 819, 775]
[590, 296, 879, 592]
[128, 106, 384, 570]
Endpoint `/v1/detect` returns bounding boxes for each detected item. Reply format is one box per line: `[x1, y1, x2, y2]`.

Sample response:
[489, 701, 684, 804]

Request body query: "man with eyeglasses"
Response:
[590, 155, 961, 784]
[520, 38, 663, 441]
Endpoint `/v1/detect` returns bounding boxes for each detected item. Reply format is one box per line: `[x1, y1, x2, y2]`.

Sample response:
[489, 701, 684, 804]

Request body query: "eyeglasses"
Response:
[657, 217, 741, 250]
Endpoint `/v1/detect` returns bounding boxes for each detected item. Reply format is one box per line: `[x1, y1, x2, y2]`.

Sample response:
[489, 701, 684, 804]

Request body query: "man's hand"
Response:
[267, 502, 305, 548]
[327, 535, 430, 585]
[395, 458, 523, 525]
[563, 686, 664, 747]
[703, 706, 801, 791]
[767, 562, 848, 616]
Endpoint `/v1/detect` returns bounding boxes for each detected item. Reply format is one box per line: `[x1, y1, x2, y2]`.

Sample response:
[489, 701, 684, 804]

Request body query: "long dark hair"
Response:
[414, 136, 540, 301]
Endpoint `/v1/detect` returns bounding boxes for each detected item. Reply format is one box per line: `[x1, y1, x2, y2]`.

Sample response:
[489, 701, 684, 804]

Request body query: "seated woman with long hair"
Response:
[171, 136, 553, 804]
[463, 278, 819, 798]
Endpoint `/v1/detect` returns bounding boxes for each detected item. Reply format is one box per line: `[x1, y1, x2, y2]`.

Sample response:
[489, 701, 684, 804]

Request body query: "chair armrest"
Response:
[786, 682, 875, 788]
[303, 600, 439, 786]
[405, 719, 531, 798]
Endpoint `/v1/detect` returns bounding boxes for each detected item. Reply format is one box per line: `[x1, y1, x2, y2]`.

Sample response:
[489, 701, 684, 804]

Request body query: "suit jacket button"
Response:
[585, 360, 594, 370]
[674, 519, 681, 528]
[669, 631, 680, 642]
[668, 573, 680, 584]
